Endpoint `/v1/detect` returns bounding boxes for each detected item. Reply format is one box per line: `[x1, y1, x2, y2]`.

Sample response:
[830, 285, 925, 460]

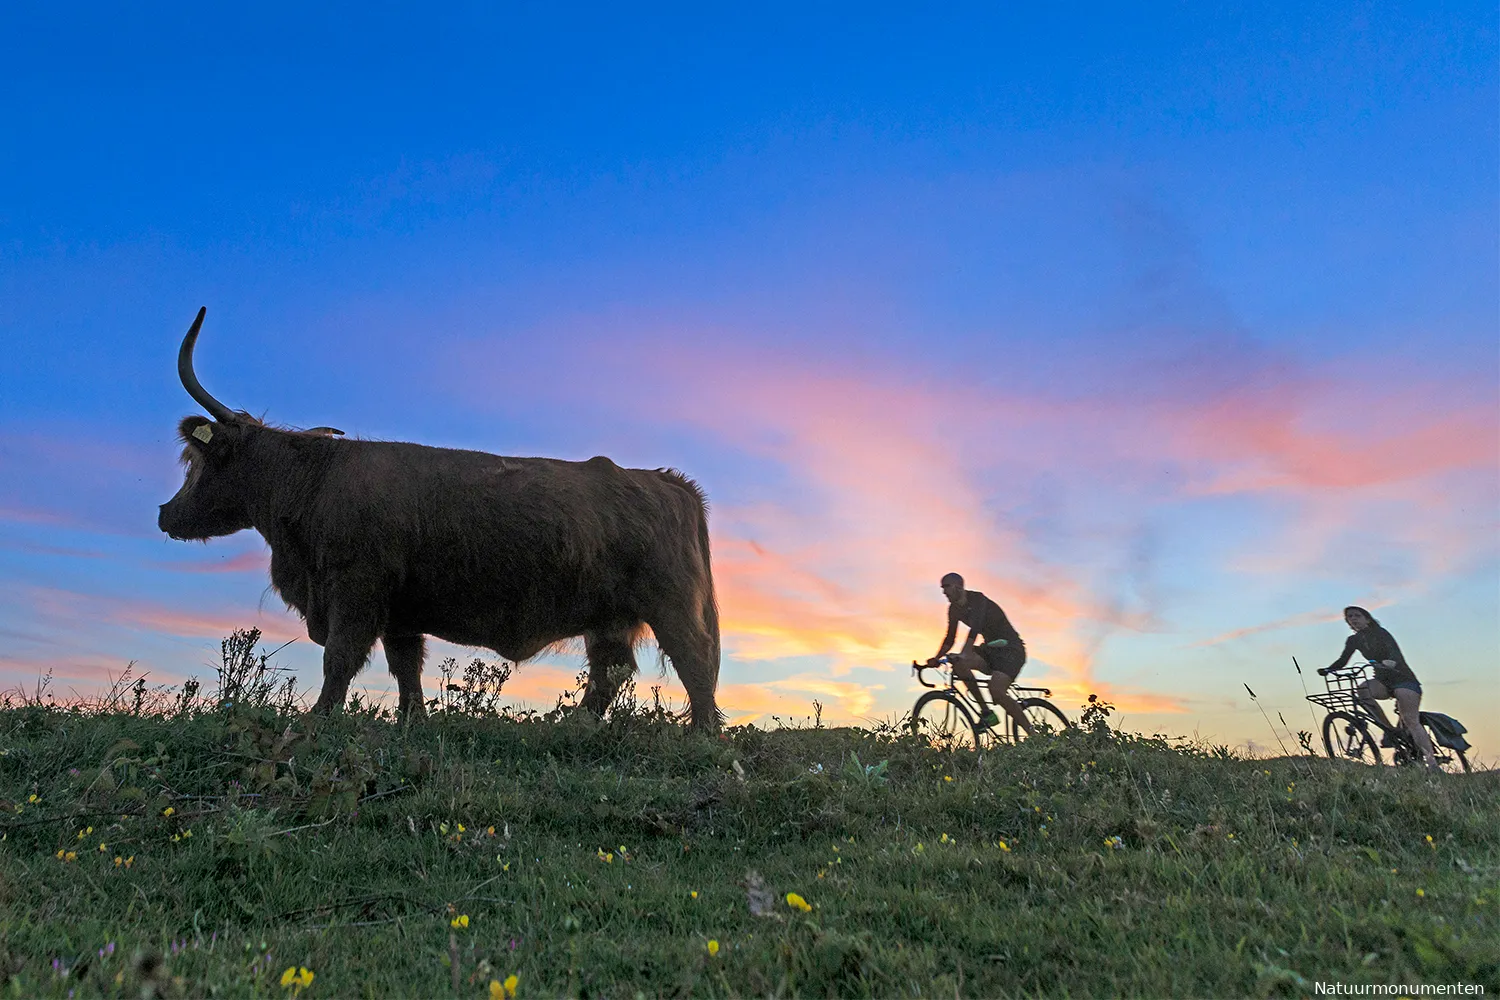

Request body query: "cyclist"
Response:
[1319, 606, 1437, 770]
[926, 573, 1031, 735]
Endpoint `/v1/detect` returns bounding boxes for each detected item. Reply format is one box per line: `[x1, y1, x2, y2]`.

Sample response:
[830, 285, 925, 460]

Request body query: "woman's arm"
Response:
[1323, 633, 1359, 673]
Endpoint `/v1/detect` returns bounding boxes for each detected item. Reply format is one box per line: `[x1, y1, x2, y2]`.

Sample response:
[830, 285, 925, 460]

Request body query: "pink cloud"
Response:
[155, 550, 271, 575]
[447, 331, 1493, 724]
[22, 586, 305, 644]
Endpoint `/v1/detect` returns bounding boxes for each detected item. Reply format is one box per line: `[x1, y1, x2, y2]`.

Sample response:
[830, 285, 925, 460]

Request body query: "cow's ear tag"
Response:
[192, 424, 214, 444]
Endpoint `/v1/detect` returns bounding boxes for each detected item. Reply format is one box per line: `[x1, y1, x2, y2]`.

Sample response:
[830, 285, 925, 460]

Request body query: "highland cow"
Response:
[158, 308, 722, 728]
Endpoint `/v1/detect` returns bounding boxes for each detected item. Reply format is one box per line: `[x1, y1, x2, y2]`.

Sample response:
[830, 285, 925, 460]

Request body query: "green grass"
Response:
[0, 678, 1495, 998]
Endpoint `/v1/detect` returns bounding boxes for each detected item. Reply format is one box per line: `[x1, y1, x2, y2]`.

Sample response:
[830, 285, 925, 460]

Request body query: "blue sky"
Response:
[2, 3, 1496, 752]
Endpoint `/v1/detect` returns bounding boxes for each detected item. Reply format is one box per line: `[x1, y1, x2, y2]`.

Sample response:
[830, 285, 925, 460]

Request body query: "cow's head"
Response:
[157, 309, 261, 540]
[159, 309, 344, 540]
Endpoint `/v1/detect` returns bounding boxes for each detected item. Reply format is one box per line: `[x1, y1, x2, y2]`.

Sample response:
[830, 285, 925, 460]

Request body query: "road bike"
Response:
[1308, 661, 1470, 773]
[908, 655, 1069, 751]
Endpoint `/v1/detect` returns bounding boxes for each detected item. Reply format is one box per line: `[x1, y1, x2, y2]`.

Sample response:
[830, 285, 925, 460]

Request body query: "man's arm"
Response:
[933, 609, 958, 661]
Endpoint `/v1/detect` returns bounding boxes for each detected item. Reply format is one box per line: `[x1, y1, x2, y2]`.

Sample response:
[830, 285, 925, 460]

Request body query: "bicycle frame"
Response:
[912, 656, 1053, 705]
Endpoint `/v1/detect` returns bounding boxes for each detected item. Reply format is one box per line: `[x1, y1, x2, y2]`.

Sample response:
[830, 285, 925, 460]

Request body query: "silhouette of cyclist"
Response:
[926, 573, 1031, 734]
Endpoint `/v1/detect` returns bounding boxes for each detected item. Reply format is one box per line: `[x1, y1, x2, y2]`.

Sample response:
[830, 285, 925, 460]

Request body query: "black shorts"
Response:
[977, 643, 1025, 680]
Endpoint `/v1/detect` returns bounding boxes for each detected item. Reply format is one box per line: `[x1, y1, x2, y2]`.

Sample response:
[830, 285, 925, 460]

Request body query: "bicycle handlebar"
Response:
[912, 660, 939, 688]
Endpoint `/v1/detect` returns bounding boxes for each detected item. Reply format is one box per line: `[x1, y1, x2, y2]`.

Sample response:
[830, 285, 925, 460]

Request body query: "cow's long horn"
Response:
[177, 307, 239, 423]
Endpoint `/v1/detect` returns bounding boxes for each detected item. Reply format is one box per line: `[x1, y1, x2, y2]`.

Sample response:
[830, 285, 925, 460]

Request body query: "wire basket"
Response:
[1305, 661, 1371, 712]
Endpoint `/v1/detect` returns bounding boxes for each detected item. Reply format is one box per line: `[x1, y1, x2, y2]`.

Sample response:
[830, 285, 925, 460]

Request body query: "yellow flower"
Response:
[163, 807, 174, 817]
[505, 974, 519, 997]
[279, 967, 314, 992]
[943, 775, 953, 782]
[98, 843, 107, 852]
[124, 856, 134, 868]
[114, 856, 123, 866]
[939, 833, 949, 844]
[1416, 888, 1425, 898]
[183, 829, 192, 838]
[489, 974, 519, 998]
[28, 794, 37, 803]
[487, 826, 496, 837]
[707, 939, 720, 956]
[458, 824, 466, 833]
[690, 891, 698, 899]
[597, 848, 613, 864]
[451, 914, 470, 929]
[65, 851, 77, 862]
[913, 842, 925, 854]
[997, 840, 1011, 852]
[786, 892, 812, 913]
[55, 849, 65, 860]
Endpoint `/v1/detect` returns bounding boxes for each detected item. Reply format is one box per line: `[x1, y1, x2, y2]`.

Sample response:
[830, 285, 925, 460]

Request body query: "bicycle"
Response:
[1307, 661, 1470, 773]
[908, 655, 1069, 750]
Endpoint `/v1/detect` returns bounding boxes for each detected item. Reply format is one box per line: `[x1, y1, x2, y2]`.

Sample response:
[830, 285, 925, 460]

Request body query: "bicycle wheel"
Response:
[1322, 711, 1382, 765]
[910, 691, 982, 751]
[1003, 698, 1071, 743]
[1420, 721, 1471, 774]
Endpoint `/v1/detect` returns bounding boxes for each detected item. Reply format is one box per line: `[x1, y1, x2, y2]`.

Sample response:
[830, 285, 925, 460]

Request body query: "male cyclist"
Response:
[926, 573, 1031, 735]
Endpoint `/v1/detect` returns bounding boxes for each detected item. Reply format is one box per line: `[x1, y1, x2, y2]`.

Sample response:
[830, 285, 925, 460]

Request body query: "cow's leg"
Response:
[580, 628, 638, 717]
[383, 634, 427, 720]
[646, 609, 722, 731]
[310, 609, 380, 716]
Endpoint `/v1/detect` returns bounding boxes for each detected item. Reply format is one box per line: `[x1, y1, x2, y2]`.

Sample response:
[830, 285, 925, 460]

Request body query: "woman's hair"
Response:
[1344, 606, 1380, 627]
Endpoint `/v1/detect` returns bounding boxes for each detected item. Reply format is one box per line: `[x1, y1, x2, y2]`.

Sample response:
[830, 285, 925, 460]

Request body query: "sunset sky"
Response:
[2, 4, 1496, 755]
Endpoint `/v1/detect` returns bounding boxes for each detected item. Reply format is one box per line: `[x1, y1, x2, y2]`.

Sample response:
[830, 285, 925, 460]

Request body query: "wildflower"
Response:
[458, 824, 466, 834]
[1104, 836, 1124, 851]
[487, 826, 496, 837]
[707, 939, 720, 956]
[55, 849, 65, 860]
[912, 842, 925, 855]
[1227, 833, 1235, 840]
[64, 851, 77, 862]
[1416, 888, 1425, 898]
[489, 973, 519, 998]
[28, 794, 38, 803]
[183, 829, 192, 838]
[98, 843, 107, 852]
[997, 840, 1011, 853]
[943, 775, 953, 783]
[114, 856, 124, 866]
[786, 892, 812, 913]
[939, 833, 950, 844]
[279, 966, 314, 994]
[451, 914, 470, 929]
[596, 848, 614, 864]
[690, 891, 698, 899]
[1425, 835, 1435, 849]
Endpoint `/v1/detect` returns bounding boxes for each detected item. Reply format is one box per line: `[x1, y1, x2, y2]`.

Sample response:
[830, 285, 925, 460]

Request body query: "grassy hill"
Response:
[0, 655, 1495, 997]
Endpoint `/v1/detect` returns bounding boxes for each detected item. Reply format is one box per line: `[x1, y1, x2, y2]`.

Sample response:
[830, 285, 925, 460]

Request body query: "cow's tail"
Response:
[697, 506, 722, 694]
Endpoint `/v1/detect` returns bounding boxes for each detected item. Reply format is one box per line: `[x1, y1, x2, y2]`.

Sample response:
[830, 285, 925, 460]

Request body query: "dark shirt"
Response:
[942, 590, 1023, 652]
[1328, 625, 1418, 687]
